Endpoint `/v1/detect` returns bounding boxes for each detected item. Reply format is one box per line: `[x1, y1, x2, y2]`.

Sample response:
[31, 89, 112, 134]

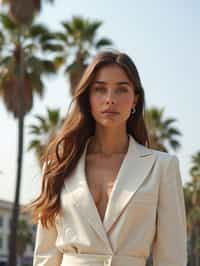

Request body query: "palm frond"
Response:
[42, 60, 56, 74]
[0, 31, 5, 48]
[169, 139, 181, 150]
[95, 38, 113, 48]
[28, 125, 41, 135]
[84, 21, 102, 41]
[28, 72, 44, 96]
[27, 139, 41, 151]
[40, 32, 56, 43]
[71, 16, 85, 31]
[0, 14, 16, 31]
[53, 32, 68, 42]
[0, 55, 13, 67]
[47, 108, 60, 125]
[34, 114, 47, 127]
[65, 62, 80, 73]
[167, 127, 182, 137]
[53, 56, 65, 70]
[41, 43, 64, 52]
[163, 118, 177, 127]
[29, 24, 49, 38]
[62, 22, 74, 35]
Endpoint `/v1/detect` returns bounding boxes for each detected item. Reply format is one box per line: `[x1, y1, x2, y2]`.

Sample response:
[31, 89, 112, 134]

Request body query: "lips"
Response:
[102, 110, 119, 114]
[101, 111, 119, 117]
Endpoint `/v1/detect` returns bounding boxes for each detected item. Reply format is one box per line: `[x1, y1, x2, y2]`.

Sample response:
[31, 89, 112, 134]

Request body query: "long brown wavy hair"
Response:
[25, 50, 150, 228]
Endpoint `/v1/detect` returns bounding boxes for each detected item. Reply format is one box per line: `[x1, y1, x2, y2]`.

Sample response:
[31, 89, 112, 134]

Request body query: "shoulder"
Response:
[152, 148, 179, 164]
[140, 147, 181, 189]
[139, 143, 179, 171]
[146, 147, 181, 184]
[131, 137, 180, 171]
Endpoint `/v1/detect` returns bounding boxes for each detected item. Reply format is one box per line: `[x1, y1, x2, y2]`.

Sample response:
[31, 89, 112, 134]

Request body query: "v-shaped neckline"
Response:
[63, 133, 155, 242]
[82, 134, 131, 225]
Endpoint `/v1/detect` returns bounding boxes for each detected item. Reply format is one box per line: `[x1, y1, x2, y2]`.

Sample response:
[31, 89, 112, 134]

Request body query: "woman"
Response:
[28, 50, 187, 266]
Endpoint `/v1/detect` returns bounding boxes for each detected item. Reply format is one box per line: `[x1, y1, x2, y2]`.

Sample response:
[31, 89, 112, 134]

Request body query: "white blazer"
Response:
[33, 134, 187, 266]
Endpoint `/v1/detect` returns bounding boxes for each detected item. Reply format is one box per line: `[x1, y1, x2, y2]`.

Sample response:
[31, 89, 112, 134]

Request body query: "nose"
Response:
[105, 89, 116, 104]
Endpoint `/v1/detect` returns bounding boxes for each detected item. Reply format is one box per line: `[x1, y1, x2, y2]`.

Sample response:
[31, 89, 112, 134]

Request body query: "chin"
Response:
[96, 119, 125, 128]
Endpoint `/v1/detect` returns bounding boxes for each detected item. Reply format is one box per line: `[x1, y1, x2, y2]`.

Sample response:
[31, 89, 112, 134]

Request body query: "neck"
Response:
[88, 131, 130, 156]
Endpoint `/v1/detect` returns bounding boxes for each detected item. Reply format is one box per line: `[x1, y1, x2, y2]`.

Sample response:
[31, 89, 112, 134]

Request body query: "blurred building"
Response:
[0, 199, 36, 266]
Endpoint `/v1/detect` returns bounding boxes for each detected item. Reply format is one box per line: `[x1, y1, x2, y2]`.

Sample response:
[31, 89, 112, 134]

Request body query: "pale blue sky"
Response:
[0, 0, 199, 204]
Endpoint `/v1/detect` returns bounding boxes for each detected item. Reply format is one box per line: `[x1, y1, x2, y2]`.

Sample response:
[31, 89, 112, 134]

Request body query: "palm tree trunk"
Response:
[194, 226, 200, 266]
[8, 32, 25, 266]
[191, 228, 196, 266]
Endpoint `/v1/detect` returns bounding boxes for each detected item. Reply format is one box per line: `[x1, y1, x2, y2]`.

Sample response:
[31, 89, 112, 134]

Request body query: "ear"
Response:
[133, 93, 139, 106]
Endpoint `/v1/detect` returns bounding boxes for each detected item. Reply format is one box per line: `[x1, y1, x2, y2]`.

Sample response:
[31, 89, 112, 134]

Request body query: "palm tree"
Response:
[190, 152, 200, 181]
[28, 108, 64, 168]
[144, 107, 182, 152]
[0, 15, 61, 117]
[187, 151, 200, 266]
[2, 0, 55, 20]
[0, 11, 59, 266]
[183, 151, 200, 266]
[53, 15, 113, 95]
[184, 183, 196, 266]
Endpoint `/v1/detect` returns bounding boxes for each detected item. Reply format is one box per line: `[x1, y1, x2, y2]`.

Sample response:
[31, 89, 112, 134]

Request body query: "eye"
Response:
[116, 87, 128, 93]
[94, 86, 106, 92]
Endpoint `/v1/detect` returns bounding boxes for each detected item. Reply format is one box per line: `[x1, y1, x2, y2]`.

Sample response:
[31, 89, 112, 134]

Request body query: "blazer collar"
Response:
[64, 134, 157, 251]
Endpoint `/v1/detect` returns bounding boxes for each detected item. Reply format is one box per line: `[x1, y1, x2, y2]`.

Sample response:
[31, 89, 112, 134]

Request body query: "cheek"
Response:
[119, 95, 134, 109]
[89, 94, 101, 111]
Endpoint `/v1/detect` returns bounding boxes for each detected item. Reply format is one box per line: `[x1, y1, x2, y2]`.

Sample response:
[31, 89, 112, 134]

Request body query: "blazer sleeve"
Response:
[33, 161, 63, 266]
[33, 220, 63, 266]
[152, 155, 188, 266]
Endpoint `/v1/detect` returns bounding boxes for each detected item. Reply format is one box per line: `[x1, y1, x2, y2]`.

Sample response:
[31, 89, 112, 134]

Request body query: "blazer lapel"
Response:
[64, 137, 112, 251]
[103, 135, 157, 233]
[64, 134, 157, 250]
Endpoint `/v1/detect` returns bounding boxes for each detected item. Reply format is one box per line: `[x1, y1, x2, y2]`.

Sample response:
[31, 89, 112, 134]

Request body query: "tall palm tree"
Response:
[144, 107, 182, 152]
[188, 151, 200, 265]
[53, 15, 113, 95]
[0, 11, 59, 266]
[0, 15, 60, 116]
[183, 183, 196, 266]
[183, 151, 200, 266]
[28, 108, 64, 168]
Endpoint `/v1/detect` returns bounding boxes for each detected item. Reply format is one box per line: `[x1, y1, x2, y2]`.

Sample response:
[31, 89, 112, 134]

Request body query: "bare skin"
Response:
[85, 64, 139, 222]
[86, 138, 129, 222]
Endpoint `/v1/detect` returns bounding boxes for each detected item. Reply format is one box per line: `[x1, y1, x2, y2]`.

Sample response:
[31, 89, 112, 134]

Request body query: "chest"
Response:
[85, 154, 125, 222]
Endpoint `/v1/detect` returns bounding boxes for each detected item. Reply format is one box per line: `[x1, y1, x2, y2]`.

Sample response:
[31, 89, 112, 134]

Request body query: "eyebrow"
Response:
[93, 81, 131, 86]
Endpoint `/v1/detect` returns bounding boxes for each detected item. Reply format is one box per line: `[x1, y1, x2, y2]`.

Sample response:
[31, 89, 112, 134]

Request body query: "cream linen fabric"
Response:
[33, 135, 187, 266]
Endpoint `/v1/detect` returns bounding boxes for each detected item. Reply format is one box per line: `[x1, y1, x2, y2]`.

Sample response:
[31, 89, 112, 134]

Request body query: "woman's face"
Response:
[89, 64, 139, 129]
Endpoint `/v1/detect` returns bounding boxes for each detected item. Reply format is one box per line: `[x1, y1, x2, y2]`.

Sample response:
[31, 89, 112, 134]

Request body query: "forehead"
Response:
[92, 64, 131, 84]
